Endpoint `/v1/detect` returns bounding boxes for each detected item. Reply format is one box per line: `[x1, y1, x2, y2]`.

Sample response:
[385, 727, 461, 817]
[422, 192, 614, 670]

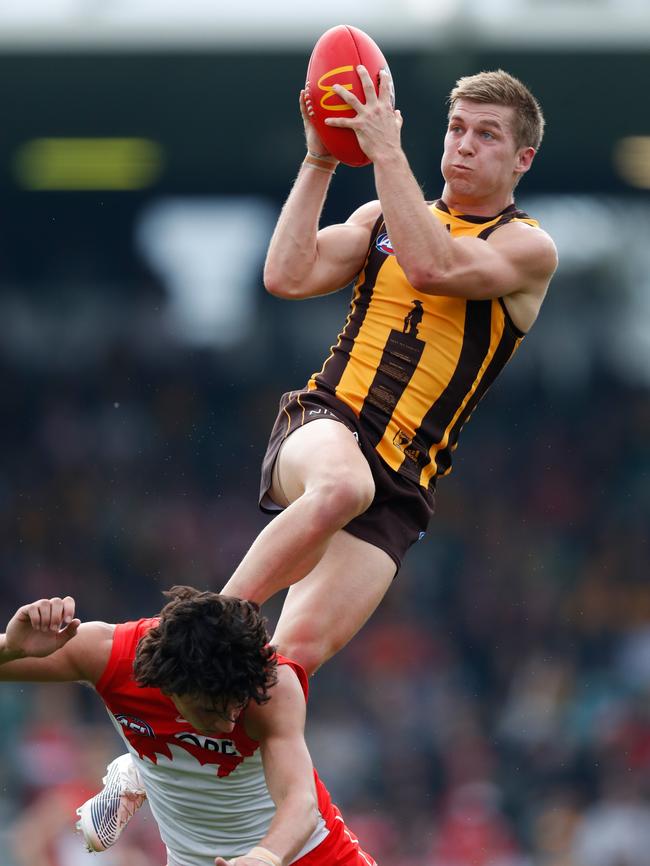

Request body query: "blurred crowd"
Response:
[0, 339, 649, 866]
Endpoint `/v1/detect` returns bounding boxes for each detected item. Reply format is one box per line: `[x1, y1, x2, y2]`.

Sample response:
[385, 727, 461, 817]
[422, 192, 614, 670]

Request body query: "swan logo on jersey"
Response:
[376, 232, 395, 255]
[116, 714, 154, 738]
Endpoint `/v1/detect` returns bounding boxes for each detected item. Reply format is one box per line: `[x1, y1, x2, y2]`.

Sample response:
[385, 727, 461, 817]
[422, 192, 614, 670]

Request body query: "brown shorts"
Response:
[259, 388, 435, 572]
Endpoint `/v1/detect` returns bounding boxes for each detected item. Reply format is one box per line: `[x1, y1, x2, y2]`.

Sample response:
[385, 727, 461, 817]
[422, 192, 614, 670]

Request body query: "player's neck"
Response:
[440, 184, 515, 218]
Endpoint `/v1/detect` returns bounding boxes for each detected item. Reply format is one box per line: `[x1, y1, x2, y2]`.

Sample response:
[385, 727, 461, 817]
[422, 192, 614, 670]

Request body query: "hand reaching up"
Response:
[3, 597, 80, 660]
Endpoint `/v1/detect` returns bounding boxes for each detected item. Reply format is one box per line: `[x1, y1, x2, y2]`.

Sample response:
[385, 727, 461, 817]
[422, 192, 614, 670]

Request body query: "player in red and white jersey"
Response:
[0, 589, 377, 866]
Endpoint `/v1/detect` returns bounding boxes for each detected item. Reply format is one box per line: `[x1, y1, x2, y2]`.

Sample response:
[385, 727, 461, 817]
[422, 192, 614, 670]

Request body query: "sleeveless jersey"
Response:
[308, 199, 539, 491]
[94, 619, 333, 866]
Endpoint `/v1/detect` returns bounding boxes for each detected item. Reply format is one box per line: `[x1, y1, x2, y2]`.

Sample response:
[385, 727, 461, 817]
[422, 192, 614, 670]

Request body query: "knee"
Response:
[274, 630, 331, 677]
[312, 473, 375, 527]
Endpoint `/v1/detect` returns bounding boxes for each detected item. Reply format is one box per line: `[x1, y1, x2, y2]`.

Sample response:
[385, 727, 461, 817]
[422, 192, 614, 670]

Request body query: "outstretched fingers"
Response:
[325, 65, 392, 131]
[378, 67, 396, 107]
[356, 64, 378, 102]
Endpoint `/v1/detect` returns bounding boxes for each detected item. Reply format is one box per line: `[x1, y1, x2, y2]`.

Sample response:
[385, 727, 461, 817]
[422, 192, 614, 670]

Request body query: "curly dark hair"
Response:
[133, 586, 277, 707]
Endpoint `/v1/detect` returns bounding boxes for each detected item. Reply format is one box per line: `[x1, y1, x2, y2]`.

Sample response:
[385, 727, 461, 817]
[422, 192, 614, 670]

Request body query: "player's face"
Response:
[170, 693, 246, 735]
[441, 100, 531, 204]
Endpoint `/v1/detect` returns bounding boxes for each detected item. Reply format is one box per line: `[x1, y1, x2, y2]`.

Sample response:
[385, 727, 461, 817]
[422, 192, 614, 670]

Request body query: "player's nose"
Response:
[457, 132, 474, 154]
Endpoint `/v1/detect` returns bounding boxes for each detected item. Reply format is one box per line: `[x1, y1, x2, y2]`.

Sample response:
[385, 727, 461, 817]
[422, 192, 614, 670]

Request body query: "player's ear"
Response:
[516, 146, 535, 175]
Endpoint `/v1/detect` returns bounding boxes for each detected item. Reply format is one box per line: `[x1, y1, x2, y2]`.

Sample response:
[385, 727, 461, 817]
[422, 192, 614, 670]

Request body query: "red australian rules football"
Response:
[305, 24, 393, 167]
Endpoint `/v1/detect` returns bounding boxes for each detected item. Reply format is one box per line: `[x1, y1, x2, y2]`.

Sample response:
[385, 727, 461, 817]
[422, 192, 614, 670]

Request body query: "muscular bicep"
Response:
[418, 222, 558, 302]
[272, 200, 381, 299]
[307, 224, 371, 297]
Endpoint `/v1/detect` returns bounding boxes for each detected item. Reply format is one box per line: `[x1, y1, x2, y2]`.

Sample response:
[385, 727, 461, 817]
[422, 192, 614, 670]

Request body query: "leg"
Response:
[221, 420, 375, 604]
[271, 530, 396, 675]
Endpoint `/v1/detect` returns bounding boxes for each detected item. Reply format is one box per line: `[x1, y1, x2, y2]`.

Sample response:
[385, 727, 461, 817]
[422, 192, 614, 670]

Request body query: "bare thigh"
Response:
[270, 418, 374, 508]
[271, 529, 396, 675]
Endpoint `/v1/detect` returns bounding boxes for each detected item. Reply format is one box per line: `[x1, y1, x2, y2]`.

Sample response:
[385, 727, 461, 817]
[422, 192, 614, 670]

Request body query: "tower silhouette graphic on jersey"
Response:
[359, 300, 427, 466]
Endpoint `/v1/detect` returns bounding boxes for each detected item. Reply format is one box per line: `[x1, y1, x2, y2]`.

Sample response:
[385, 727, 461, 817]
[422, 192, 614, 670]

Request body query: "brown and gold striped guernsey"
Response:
[307, 199, 540, 491]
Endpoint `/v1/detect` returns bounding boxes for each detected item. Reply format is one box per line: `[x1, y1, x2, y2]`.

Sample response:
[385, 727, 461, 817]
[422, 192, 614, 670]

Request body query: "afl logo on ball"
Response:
[376, 232, 395, 255]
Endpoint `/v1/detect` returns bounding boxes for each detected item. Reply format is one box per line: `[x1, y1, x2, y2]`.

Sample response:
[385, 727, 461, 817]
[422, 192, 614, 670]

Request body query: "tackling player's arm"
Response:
[216, 665, 318, 866]
[0, 596, 112, 683]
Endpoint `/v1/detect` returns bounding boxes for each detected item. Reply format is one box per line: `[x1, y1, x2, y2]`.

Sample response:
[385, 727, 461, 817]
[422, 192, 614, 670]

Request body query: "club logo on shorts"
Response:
[375, 232, 395, 256]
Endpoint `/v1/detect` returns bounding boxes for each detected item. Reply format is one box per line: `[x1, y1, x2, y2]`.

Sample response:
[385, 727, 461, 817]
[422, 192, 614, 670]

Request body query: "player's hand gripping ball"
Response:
[305, 24, 393, 167]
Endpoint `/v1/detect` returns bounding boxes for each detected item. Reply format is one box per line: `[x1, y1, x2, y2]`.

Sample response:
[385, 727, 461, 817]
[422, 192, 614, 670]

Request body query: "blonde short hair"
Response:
[448, 69, 545, 151]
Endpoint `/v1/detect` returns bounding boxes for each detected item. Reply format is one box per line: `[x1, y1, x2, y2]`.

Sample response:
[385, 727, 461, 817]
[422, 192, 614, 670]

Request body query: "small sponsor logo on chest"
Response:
[174, 731, 242, 756]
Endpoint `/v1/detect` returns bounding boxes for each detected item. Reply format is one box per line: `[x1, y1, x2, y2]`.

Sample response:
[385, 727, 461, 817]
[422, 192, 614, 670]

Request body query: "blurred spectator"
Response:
[571, 769, 650, 866]
[429, 781, 526, 866]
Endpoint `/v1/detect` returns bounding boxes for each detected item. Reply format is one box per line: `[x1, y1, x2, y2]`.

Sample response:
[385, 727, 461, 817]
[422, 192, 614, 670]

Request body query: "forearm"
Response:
[0, 616, 104, 682]
[256, 792, 319, 865]
[0, 638, 57, 682]
[0, 634, 25, 666]
[373, 150, 452, 286]
[264, 158, 335, 294]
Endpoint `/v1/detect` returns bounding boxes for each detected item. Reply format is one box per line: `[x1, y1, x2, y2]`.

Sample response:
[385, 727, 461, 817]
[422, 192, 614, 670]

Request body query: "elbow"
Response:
[404, 263, 447, 295]
[264, 259, 311, 299]
[396, 250, 451, 294]
[298, 789, 319, 833]
[263, 267, 295, 299]
[304, 794, 320, 837]
[265, 281, 290, 299]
